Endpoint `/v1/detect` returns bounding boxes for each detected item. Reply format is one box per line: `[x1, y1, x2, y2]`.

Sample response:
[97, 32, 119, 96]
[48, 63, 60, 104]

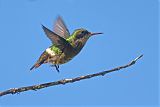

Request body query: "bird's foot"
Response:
[55, 65, 60, 73]
[50, 64, 60, 73]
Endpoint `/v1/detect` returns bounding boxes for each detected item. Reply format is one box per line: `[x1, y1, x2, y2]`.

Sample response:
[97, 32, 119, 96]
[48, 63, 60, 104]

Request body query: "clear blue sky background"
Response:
[0, 0, 158, 106]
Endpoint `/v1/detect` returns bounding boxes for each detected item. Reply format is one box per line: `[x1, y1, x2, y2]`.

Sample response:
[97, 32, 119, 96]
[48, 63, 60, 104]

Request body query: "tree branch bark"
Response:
[0, 54, 143, 97]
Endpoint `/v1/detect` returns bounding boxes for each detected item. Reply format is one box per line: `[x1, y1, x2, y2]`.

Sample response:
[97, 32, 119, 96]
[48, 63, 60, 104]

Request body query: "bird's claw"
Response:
[55, 65, 60, 73]
[50, 65, 60, 73]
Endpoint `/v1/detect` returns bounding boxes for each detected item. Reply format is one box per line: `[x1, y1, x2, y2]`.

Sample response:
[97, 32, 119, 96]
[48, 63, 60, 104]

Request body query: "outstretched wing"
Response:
[42, 25, 75, 53]
[53, 16, 70, 39]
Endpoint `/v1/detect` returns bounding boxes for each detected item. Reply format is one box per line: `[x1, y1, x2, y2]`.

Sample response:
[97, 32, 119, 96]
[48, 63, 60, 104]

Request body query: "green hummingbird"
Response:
[30, 16, 103, 72]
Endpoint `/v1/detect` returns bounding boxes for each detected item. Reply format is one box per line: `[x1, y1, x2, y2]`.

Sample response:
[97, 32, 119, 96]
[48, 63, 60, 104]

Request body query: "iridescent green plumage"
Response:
[50, 46, 62, 54]
[30, 16, 102, 72]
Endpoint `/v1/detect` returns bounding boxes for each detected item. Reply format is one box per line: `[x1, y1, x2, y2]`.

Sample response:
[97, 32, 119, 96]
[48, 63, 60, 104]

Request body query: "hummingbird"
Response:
[30, 16, 103, 72]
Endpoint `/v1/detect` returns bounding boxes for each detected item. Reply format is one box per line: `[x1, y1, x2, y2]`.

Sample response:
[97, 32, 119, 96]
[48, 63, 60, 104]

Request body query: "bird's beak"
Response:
[90, 32, 103, 36]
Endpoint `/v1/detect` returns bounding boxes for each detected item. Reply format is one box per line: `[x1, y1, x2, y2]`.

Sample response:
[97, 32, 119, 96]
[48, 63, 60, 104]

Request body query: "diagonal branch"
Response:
[0, 54, 143, 97]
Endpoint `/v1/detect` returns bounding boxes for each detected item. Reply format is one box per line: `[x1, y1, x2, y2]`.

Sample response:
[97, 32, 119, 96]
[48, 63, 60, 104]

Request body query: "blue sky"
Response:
[0, 0, 158, 106]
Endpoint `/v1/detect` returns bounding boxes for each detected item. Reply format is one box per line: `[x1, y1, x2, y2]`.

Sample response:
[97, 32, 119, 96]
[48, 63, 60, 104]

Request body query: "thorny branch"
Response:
[0, 54, 143, 97]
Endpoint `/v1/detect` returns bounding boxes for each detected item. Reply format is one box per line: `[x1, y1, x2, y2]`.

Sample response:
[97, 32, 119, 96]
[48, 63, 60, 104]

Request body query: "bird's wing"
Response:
[42, 25, 75, 53]
[53, 16, 70, 39]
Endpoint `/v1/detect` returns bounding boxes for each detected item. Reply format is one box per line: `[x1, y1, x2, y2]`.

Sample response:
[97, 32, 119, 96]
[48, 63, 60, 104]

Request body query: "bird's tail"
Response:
[30, 62, 42, 71]
[30, 51, 49, 71]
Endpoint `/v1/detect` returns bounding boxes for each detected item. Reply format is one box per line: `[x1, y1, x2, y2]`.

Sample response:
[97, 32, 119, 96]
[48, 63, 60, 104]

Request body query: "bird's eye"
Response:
[81, 31, 87, 35]
[81, 31, 85, 34]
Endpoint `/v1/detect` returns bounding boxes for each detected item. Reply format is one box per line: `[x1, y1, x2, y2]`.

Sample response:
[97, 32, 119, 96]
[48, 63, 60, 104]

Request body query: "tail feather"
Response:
[30, 51, 49, 71]
[30, 63, 41, 71]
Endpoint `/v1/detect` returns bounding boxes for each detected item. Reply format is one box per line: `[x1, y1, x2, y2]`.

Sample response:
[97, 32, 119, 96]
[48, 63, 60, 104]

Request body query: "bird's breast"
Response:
[45, 47, 74, 64]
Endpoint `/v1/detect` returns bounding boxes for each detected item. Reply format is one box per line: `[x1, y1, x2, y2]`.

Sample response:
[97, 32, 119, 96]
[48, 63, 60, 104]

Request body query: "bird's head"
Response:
[72, 28, 103, 41]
